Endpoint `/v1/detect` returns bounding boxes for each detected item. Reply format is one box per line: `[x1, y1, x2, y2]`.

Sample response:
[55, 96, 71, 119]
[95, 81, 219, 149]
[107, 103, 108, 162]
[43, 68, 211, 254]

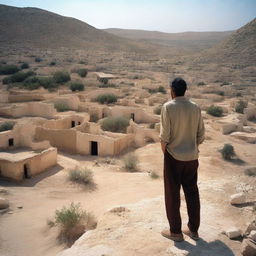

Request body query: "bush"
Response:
[49, 61, 56, 66]
[148, 86, 166, 94]
[70, 82, 84, 91]
[98, 83, 116, 88]
[68, 167, 93, 185]
[101, 117, 129, 133]
[3, 71, 35, 84]
[96, 93, 117, 104]
[197, 82, 205, 86]
[154, 105, 162, 115]
[20, 63, 29, 69]
[0, 122, 15, 132]
[0, 64, 19, 75]
[35, 57, 42, 62]
[206, 105, 223, 117]
[54, 102, 70, 112]
[77, 69, 87, 78]
[53, 71, 71, 84]
[55, 202, 96, 245]
[149, 170, 159, 179]
[235, 100, 248, 114]
[216, 91, 224, 96]
[244, 167, 256, 177]
[89, 113, 99, 122]
[221, 81, 229, 86]
[221, 144, 235, 160]
[123, 153, 139, 172]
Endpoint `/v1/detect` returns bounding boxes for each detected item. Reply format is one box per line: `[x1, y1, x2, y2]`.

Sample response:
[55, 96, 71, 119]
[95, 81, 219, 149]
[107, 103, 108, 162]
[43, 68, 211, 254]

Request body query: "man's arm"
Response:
[159, 104, 171, 153]
[197, 108, 205, 145]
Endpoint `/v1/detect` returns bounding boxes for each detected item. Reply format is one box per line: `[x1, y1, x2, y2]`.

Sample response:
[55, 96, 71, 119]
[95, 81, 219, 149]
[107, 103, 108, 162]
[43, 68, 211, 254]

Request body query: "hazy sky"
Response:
[1, 0, 255, 32]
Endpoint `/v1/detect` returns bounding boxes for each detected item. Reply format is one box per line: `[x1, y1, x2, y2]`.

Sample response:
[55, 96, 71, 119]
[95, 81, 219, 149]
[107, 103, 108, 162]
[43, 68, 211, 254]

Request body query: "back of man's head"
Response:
[170, 77, 187, 96]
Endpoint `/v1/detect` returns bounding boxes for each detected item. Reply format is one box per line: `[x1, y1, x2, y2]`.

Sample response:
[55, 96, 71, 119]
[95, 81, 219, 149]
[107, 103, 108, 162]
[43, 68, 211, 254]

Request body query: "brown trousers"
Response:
[164, 150, 200, 234]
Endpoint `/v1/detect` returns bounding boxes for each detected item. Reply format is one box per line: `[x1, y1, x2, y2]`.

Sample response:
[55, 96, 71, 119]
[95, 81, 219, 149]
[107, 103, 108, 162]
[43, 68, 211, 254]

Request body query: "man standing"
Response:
[160, 78, 205, 242]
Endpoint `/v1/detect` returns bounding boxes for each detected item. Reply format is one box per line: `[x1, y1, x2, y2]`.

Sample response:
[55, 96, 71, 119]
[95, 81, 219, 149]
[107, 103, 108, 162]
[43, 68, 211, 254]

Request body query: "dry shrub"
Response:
[123, 153, 139, 172]
[68, 167, 93, 185]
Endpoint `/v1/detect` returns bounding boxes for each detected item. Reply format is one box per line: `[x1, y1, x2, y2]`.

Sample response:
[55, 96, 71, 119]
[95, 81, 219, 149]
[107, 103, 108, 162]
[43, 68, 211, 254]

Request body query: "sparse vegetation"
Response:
[123, 153, 139, 172]
[49, 61, 56, 66]
[3, 71, 35, 84]
[20, 63, 29, 69]
[235, 100, 248, 114]
[148, 86, 166, 94]
[89, 113, 99, 122]
[197, 82, 206, 86]
[101, 117, 129, 133]
[54, 102, 70, 112]
[77, 68, 87, 78]
[98, 83, 117, 88]
[0, 122, 15, 132]
[55, 202, 96, 245]
[53, 71, 71, 84]
[207, 105, 223, 117]
[0, 64, 19, 75]
[149, 170, 159, 179]
[69, 82, 84, 91]
[96, 93, 118, 104]
[244, 167, 256, 177]
[35, 57, 42, 62]
[154, 105, 162, 115]
[23, 76, 57, 90]
[221, 144, 235, 160]
[68, 167, 93, 185]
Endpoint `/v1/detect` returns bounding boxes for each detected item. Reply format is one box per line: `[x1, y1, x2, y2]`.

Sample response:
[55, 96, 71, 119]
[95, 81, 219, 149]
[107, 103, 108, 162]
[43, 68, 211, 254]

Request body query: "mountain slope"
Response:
[197, 18, 256, 65]
[0, 4, 143, 51]
[104, 28, 233, 50]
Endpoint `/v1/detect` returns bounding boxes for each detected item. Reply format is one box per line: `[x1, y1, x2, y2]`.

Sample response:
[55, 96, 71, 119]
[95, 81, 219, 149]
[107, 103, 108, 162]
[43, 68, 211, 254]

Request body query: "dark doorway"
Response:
[102, 113, 105, 118]
[91, 141, 98, 156]
[71, 121, 75, 128]
[23, 164, 30, 179]
[8, 138, 14, 146]
[78, 122, 81, 125]
[131, 113, 135, 121]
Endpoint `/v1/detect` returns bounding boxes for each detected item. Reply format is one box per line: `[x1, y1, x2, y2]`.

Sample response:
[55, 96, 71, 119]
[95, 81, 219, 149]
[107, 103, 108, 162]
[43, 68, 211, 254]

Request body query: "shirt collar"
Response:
[173, 96, 187, 101]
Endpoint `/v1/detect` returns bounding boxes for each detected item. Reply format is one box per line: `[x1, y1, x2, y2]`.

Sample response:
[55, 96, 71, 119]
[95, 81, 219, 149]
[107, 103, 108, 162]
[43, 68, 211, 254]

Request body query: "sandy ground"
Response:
[0, 118, 255, 256]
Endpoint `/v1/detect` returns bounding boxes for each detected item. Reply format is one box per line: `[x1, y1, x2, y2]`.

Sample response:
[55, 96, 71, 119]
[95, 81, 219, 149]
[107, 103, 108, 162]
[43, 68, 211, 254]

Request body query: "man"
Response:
[160, 77, 205, 242]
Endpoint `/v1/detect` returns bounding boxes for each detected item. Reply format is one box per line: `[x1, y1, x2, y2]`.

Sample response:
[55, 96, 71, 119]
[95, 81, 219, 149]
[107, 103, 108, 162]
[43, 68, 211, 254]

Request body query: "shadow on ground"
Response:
[174, 238, 235, 256]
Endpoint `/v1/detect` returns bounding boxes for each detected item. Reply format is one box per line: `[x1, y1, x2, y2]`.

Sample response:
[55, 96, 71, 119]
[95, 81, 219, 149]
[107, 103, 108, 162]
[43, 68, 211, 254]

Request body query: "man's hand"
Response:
[161, 141, 167, 154]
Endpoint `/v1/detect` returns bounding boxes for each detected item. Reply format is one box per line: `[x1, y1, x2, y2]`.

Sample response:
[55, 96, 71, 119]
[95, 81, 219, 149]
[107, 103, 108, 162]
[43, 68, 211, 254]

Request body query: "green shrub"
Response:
[221, 144, 235, 160]
[98, 83, 116, 88]
[197, 82, 206, 86]
[35, 57, 42, 62]
[149, 170, 159, 179]
[148, 86, 166, 94]
[77, 69, 87, 78]
[20, 63, 29, 69]
[49, 61, 56, 66]
[101, 117, 129, 133]
[53, 71, 71, 84]
[235, 100, 248, 114]
[89, 113, 99, 122]
[55, 202, 96, 245]
[0, 122, 15, 132]
[68, 167, 93, 185]
[154, 105, 162, 115]
[70, 82, 84, 91]
[216, 91, 225, 96]
[99, 77, 108, 84]
[54, 102, 70, 112]
[96, 93, 117, 104]
[123, 153, 139, 172]
[0, 64, 19, 75]
[207, 105, 223, 117]
[221, 81, 229, 86]
[3, 71, 35, 84]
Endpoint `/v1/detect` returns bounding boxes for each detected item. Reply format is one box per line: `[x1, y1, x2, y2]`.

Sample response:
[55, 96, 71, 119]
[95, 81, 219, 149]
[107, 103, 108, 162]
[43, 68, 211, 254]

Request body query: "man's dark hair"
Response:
[170, 77, 187, 96]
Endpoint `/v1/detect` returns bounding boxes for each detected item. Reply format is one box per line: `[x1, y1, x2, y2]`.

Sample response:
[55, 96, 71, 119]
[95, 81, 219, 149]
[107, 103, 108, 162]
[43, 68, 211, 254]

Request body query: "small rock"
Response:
[241, 239, 256, 256]
[248, 231, 256, 242]
[230, 192, 246, 205]
[8, 211, 13, 214]
[0, 197, 9, 209]
[17, 205, 23, 209]
[225, 227, 242, 239]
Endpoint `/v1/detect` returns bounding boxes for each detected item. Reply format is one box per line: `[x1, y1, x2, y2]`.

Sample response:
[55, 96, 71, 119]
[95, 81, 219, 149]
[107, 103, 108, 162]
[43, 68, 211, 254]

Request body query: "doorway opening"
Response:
[23, 164, 30, 179]
[71, 121, 75, 128]
[91, 141, 98, 156]
[8, 138, 14, 146]
[131, 113, 135, 121]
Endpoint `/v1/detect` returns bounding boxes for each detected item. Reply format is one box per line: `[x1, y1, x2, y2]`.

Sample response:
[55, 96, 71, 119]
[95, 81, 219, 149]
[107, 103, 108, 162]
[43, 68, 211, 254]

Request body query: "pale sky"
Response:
[1, 0, 255, 32]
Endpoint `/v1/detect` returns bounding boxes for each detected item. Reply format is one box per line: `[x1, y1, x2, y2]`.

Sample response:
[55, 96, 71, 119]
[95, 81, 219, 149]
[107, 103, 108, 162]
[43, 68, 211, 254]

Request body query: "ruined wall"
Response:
[0, 147, 57, 181]
[45, 95, 80, 111]
[113, 134, 134, 155]
[35, 127, 77, 153]
[0, 130, 19, 149]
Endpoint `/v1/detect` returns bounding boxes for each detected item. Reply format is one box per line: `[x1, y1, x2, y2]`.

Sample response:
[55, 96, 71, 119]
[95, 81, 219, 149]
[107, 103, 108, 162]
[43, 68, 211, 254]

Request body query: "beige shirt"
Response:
[160, 96, 205, 161]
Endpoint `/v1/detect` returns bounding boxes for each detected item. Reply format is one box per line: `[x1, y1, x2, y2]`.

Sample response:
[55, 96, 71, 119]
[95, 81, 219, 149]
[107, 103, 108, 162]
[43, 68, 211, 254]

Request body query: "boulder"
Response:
[241, 239, 256, 256]
[245, 221, 256, 236]
[0, 198, 9, 209]
[225, 227, 242, 239]
[248, 231, 256, 242]
[230, 192, 246, 205]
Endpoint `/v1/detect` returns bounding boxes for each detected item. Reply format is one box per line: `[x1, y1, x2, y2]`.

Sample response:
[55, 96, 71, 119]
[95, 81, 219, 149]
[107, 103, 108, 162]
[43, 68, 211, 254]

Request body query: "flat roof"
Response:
[94, 72, 116, 79]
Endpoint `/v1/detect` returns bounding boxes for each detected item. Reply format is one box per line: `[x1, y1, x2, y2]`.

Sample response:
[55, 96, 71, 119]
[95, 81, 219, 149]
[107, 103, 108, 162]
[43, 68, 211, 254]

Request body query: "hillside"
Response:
[196, 18, 256, 66]
[0, 4, 146, 52]
[104, 28, 233, 50]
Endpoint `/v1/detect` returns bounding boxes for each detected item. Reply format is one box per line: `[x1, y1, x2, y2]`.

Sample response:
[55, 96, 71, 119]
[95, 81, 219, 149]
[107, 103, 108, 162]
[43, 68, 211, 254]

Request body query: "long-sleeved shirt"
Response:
[160, 96, 205, 161]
